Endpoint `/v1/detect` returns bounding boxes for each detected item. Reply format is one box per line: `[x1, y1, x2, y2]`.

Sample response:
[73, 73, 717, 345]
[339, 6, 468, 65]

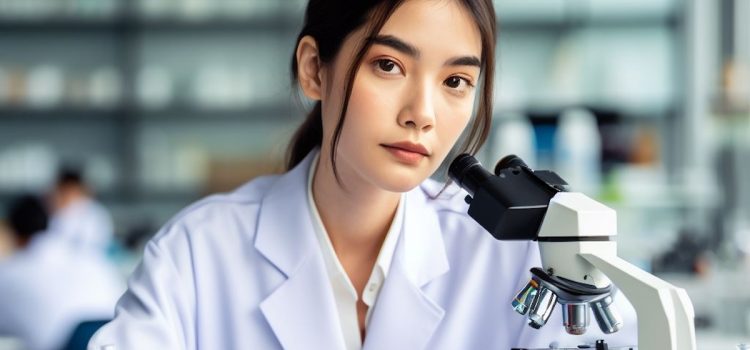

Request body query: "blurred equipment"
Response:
[651, 227, 710, 274]
[448, 154, 696, 350]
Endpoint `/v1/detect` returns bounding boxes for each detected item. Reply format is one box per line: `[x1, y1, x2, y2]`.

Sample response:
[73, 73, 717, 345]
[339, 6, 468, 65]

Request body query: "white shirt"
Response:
[306, 154, 404, 350]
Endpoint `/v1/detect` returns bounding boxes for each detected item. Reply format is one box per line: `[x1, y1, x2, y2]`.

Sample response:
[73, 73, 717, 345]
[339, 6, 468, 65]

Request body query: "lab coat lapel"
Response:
[363, 188, 450, 350]
[256, 152, 345, 350]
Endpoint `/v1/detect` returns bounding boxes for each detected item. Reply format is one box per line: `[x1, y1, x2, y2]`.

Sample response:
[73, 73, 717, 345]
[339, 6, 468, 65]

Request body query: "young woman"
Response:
[90, 0, 636, 349]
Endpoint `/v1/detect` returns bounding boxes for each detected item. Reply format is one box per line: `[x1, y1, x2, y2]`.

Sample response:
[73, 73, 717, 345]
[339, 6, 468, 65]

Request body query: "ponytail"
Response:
[286, 102, 323, 170]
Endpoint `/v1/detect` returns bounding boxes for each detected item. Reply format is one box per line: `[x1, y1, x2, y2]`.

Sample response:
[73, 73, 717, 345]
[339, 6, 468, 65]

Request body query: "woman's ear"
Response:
[296, 36, 325, 101]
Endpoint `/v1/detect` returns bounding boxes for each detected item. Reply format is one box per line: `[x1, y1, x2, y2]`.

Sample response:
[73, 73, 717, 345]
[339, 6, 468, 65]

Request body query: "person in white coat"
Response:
[48, 168, 114, 256]
[90, 0, 638, 349]
[0, 195, 125, 350]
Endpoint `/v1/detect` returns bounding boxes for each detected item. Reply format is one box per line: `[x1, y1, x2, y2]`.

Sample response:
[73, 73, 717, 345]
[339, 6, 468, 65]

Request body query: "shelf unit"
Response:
[0, 15, 301, 32]
[0, 7, 301, 209]
[0, 0, 696, 233]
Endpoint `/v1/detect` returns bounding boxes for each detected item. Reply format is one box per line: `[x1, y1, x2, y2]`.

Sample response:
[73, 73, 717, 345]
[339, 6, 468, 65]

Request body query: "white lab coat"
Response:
[48, 198, 114, 255]
[0, 234, 125, 350]
[89, 150, 637, 350]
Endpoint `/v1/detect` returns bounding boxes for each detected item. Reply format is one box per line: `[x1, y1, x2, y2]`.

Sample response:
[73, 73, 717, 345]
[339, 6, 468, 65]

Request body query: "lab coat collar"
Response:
[363, 186, 449, 349]
[256, 150, 345, 349]
[255, 149, 450, 349]
[255, 150, 319, 278]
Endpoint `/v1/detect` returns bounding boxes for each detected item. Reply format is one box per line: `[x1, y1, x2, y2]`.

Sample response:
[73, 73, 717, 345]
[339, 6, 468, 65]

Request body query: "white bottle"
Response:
[555, 108, 601, 196]
[490, 113, 537, 169]
[136, 66, 173, 110]
[26, 65, 65, 108]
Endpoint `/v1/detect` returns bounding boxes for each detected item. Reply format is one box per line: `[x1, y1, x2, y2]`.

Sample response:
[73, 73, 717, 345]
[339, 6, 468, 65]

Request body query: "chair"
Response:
[61, 320, 110, 350]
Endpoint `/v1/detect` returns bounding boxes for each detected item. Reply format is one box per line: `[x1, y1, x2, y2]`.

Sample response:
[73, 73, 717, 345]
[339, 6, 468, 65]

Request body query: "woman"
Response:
[89, 0, 636, 349]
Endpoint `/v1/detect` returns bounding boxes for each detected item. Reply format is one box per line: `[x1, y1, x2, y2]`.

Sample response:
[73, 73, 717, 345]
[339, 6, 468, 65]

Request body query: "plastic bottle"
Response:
[554, 108, 602, 196]
[490, 113, 537, 169]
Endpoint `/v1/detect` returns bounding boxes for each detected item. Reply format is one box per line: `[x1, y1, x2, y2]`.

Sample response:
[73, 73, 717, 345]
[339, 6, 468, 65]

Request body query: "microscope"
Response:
[448, 154, 697, 350]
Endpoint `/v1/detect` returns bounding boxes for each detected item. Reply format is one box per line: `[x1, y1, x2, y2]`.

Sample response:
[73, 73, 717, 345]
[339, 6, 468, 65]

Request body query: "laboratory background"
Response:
[0, 0, 748, 349]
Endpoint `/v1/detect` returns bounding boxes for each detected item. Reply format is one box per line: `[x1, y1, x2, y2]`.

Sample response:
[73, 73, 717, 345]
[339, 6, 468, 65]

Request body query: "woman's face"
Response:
[320, 0, 482, 192]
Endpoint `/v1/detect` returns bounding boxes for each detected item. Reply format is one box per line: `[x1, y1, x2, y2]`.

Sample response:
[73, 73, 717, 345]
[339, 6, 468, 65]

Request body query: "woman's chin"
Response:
[371, 171, 428, 193]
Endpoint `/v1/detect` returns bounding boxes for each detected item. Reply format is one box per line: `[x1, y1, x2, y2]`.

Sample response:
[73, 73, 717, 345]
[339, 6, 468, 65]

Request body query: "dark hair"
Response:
[286, 0, 497, 182]
[7, 194, 49, 239]
[56, 166, 84, 188]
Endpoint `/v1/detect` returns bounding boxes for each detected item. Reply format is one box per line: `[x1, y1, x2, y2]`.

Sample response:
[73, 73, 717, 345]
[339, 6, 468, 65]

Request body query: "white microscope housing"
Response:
[531, 192, 697, 350]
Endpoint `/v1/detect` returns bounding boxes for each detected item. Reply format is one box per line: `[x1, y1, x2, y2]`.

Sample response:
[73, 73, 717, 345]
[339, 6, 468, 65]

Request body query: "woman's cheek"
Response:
[351, 80, 401, 128]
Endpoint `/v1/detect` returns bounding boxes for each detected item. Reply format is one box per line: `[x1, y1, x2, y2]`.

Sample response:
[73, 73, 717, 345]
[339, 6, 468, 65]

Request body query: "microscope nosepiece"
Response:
[527, 287, 557, 329]
[592, 295, 623, 334]
[562, 303, 590, 335]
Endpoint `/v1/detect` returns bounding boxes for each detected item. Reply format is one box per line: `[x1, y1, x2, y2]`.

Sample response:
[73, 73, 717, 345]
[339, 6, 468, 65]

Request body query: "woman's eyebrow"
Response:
[368, 34, 481, 68]
[368, 35, 420, 58]
[446, 56, 481, 68]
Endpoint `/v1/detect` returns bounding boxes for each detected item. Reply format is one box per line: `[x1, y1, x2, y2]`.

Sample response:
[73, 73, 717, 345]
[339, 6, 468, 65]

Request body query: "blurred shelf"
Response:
[0, 17, 123, 31]
[495, 102, 678, 122]
[601, 187, 720, 211]
[498, 15, 681, 30]
[496, 0, 682, 30]
[135, 16, 299, 32]
[0, 107, 124, 121]
[0, 15, 299, 32]
[138, 104, 297, 121]
[0, 188, 202, 204]
[0, 105, 298, 122]
[0, 6, 680, 32]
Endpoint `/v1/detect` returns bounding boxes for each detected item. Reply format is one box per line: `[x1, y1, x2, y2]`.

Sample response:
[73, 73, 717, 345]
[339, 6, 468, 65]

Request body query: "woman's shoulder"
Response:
[417, 178, 472, 217]
[416, 178, 540, 270]
[149, 174, 282, 245]
[415, 178, 490, 237]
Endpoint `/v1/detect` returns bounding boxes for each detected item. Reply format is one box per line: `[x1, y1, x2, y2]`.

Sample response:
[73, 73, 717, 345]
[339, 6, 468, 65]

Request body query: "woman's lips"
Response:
[381, 143, 429, 165]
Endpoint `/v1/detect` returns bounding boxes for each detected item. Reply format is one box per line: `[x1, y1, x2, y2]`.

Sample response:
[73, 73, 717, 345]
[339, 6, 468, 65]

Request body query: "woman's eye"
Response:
[445, 76, 471, 90]
[374, 59, 402, 75]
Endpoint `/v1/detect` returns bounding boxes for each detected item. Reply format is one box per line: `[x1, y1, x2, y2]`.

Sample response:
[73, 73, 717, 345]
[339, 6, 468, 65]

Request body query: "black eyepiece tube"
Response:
[448, 154, 493, 197]
[494, 154, 530, 175]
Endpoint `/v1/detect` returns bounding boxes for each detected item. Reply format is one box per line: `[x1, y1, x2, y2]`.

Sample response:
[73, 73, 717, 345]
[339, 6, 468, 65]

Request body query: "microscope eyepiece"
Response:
[448, 154, 492, 197]
[494, 154, 529, 175]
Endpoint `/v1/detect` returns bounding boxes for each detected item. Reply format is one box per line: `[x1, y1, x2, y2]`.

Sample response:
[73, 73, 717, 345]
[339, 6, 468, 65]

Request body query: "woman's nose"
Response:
[398, 83, 435, 132]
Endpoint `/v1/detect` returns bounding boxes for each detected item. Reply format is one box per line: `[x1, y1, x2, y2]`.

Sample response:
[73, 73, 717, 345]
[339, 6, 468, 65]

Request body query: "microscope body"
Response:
[448, 154, 697, 350]
[539, 192, 697, 350]
[537, 191, 615, 289]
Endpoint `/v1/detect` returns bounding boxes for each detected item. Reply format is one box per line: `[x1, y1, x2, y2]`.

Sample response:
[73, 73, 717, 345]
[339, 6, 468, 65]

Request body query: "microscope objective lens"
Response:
[512, 279, 539, 315]
[527, 287, 557, 328]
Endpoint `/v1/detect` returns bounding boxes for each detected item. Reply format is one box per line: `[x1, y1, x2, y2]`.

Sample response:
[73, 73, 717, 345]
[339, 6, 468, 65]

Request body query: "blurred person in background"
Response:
[0, 220, 14, 259]
[0, 194, 125, 350]
[48, 168, 114, 256]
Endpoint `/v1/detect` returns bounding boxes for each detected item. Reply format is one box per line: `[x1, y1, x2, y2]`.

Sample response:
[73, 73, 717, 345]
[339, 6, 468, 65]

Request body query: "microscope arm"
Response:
[579, 252, 697, 350]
